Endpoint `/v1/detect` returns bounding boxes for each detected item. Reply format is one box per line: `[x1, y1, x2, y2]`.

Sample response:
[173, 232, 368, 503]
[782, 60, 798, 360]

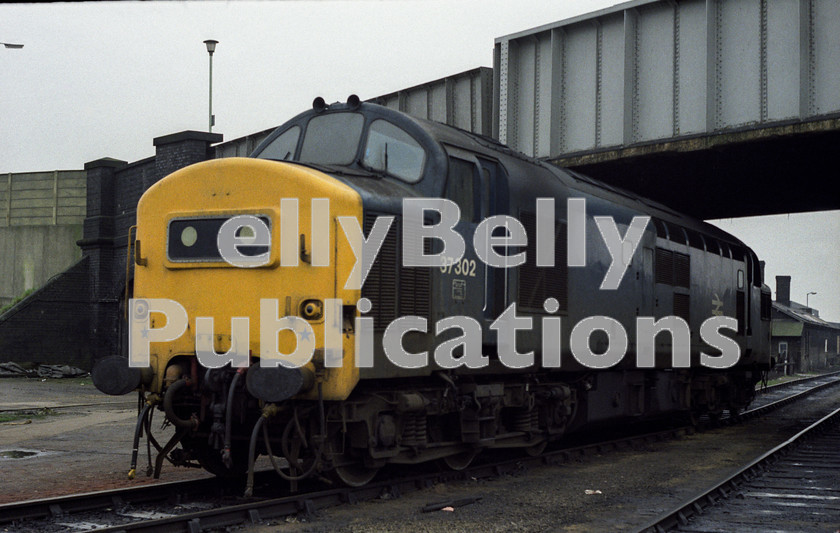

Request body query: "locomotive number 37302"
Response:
[440, 257, 477, 277]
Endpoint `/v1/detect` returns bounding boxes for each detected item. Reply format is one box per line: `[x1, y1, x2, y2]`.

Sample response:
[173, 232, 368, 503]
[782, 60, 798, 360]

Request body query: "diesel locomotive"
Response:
[93, 97, 773, 489]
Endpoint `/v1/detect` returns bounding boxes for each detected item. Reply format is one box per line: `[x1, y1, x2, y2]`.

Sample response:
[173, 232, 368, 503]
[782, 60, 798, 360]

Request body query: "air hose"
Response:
[163, 379, 199, 430]
[222, 369, 244, 468]
[128, 403, 152, 480]
[244, 416, 266, 498]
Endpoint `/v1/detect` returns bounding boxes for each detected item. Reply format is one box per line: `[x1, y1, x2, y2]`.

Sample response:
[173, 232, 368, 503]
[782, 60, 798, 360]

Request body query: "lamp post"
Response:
[806, 291, 817, 309]
[2, 42, 24, 49]
[204, 39, 218, 132]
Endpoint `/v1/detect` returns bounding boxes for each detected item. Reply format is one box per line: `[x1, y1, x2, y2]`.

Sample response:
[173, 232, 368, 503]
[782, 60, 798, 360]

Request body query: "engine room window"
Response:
[363, 119, 426, 182]
[256, 126, 300, 161]
[299, 113, 364, 165]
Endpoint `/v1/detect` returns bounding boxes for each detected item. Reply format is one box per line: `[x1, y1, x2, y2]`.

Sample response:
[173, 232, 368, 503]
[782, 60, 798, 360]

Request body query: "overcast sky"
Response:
[2, 1, 838, 322]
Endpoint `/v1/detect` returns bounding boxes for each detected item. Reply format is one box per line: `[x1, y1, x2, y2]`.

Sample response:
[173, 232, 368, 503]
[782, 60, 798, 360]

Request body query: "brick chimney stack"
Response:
[776, 275, 791, 306]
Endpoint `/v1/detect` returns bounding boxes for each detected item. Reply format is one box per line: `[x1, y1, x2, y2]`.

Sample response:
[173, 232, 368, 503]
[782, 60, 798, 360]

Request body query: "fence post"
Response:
[5, 173, 11, 226]
[53, 170, 59, 225]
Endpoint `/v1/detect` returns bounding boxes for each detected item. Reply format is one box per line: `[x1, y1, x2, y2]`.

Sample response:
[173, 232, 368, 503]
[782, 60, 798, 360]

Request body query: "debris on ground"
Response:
[422, 496, 482, 512]
[0, 362, 88, 379]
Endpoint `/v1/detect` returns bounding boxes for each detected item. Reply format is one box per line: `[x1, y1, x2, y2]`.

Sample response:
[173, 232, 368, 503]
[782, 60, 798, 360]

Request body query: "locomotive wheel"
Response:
[441, 449, 478, 471]
[326, 433, 380, 487]
[524, 439, 547, 457]
[183, 437, 247, 478]
[707, 409, 724, 427]
[679, 409, 699, 428]
[332, 462, 381, 487]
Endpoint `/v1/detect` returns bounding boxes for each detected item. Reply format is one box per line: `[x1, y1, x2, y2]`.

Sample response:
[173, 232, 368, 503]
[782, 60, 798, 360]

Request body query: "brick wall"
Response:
[0, 257, 92, 368]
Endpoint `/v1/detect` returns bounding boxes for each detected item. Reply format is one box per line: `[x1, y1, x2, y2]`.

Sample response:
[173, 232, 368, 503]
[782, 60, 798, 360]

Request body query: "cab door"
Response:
[439, 148, 487, 325]
[475, 157, 507, 321]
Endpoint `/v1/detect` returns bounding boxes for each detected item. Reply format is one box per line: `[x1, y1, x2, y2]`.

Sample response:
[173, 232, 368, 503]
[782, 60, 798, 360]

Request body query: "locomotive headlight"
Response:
[236, 225, 255, 240]
[180, 226, 198, 247]
[301, 299, 323, 321]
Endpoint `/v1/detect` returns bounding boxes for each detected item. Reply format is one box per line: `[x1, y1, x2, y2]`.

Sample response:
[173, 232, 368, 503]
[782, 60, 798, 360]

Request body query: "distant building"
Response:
[771, 275, 840, 374]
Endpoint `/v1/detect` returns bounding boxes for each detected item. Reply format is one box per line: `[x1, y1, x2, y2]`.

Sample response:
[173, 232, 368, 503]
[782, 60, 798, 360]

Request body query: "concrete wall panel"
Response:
[0, 224, 83, 306]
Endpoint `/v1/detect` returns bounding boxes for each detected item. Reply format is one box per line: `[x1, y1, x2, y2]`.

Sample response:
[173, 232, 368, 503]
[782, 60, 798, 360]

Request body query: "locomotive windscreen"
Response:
[299, 113, 364, 165]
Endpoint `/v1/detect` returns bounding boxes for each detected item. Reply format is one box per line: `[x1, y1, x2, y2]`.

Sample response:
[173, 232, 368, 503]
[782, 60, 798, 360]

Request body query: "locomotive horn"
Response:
[312, 96, 327, 112]
[347, 94, 361, 109]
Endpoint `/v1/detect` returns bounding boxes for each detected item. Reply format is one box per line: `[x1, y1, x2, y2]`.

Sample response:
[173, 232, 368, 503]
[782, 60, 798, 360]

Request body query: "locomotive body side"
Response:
[93, 100, 772, 486]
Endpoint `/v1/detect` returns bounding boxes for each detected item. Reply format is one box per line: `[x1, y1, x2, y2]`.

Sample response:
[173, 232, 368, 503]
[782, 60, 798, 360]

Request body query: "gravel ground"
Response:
[3, 377, 839, 532]
[238, 386, 840, 533]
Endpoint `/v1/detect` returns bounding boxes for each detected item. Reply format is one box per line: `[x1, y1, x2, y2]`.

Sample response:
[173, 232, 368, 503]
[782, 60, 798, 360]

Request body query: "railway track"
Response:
[736, 370, 840, 418]
[637, 404, 840, 533]
[2, 371, 839, 532]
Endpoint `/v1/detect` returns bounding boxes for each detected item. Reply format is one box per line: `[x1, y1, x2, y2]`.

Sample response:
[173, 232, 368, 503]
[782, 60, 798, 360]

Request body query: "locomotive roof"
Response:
[254, 100, 750, 253]
[403, 108, 750, 253]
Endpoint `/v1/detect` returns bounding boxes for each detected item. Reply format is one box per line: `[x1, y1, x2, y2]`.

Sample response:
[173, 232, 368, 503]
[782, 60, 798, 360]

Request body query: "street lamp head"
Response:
[204, 39, 218, 55]
[3, 43, 24, 49]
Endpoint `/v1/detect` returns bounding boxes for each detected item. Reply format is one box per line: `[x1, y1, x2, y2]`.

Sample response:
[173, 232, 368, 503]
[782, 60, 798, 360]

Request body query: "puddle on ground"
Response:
[0, 449, 41, 459]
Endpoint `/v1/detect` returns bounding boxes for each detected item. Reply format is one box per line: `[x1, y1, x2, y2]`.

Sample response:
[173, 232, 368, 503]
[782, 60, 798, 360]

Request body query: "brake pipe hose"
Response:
[163, 379, 199, 430]
[128, 403, 152, 480]
[222, 369, 245, 468]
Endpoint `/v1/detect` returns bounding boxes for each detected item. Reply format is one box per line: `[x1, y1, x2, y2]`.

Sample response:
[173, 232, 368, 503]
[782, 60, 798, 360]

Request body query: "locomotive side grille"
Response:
[673, 252, 690, 288]
[673, 293, 690, 323]
[363, 213, 398, 329]
[655, 248, 674, 285]
[517, 212, 568, 312]
[362, 212, 431, 330]
[398, 221, 432, 319]
[656, 248, 690, 288]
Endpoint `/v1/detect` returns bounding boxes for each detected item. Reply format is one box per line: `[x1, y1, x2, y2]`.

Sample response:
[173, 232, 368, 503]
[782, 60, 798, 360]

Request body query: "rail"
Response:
[636, 405, 840, 533]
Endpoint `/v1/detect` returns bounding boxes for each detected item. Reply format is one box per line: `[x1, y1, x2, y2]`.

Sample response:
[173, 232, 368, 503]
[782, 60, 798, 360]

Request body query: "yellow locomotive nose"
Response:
[133, 157, 363, 402]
